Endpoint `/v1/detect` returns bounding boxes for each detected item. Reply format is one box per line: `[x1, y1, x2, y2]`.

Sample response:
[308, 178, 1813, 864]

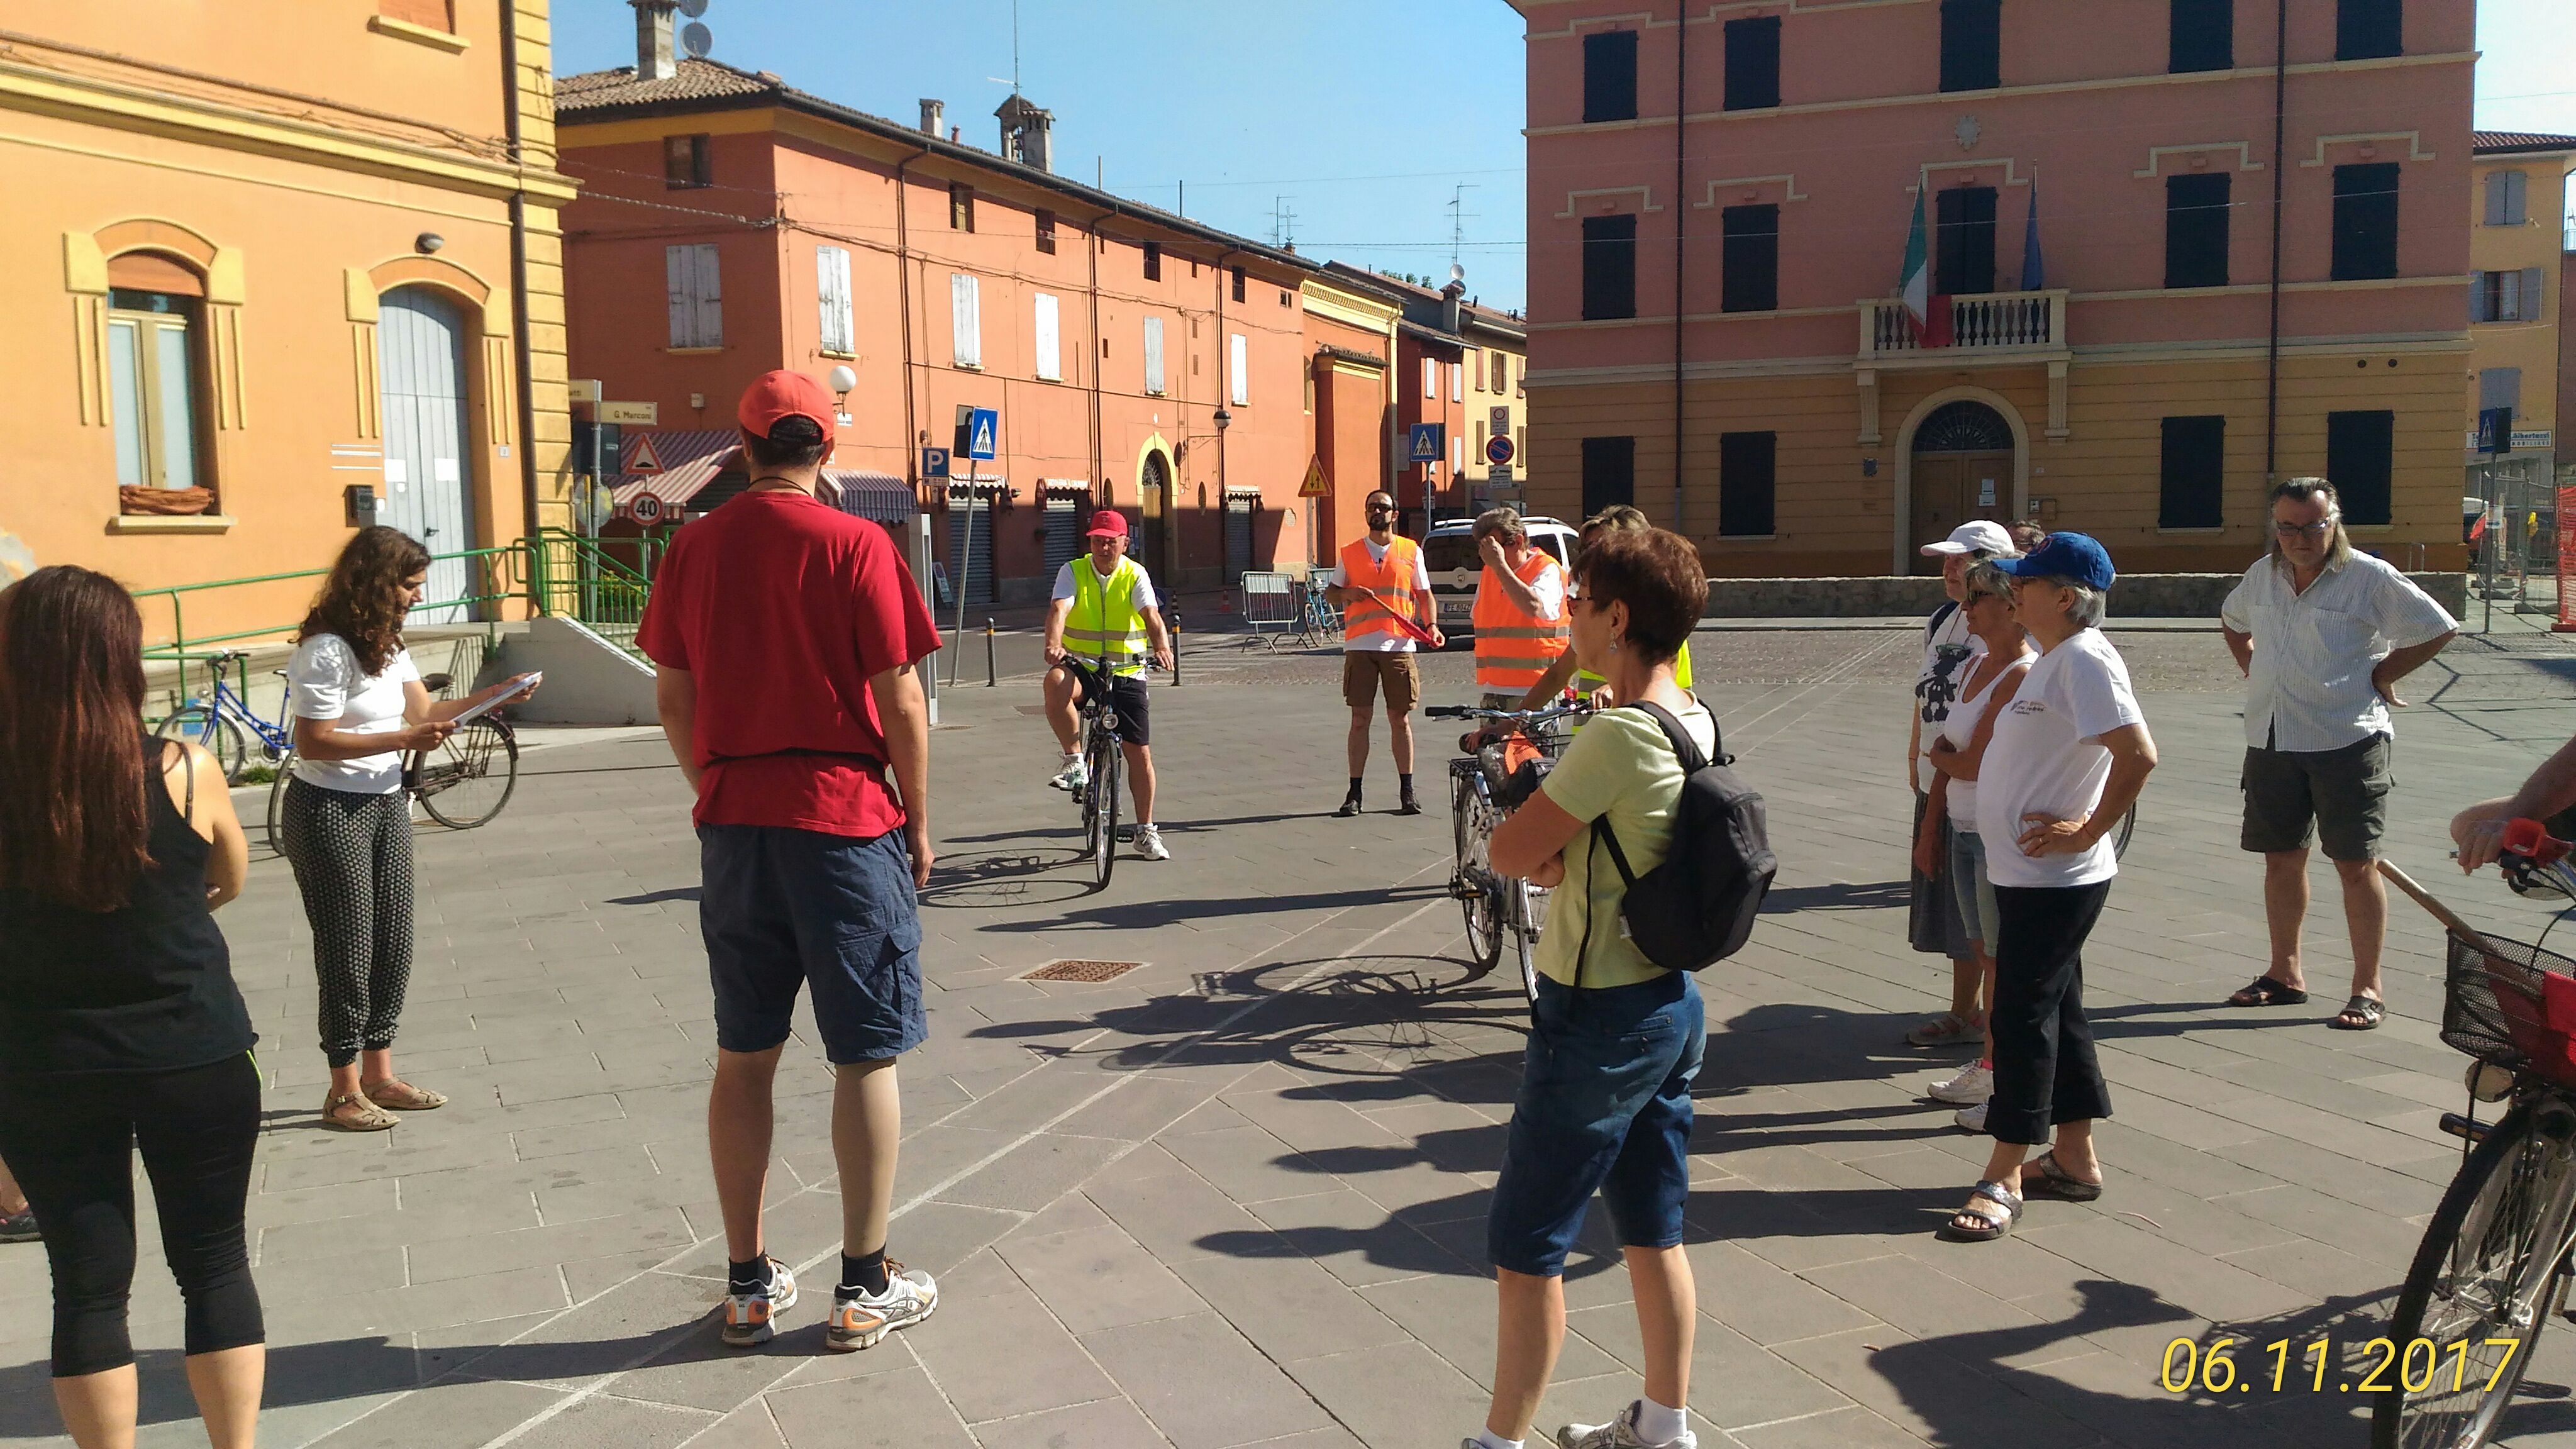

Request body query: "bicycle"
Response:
[1293, 579, 1343, 650]
[262, 668, 521, 852]
[155, 650, 293, 784]
[2375, 822, 2576, 1449]
[1070, 671, 1123, 890]
[1426, 699, 1594, 1005]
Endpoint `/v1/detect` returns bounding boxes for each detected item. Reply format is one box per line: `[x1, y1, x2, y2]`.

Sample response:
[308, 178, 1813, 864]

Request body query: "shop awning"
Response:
[608, 430, 741, 509]
[826, 470, 916, 525]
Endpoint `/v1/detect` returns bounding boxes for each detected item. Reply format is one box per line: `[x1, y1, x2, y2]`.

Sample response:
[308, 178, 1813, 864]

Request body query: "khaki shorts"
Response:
[1343, 650, 1421, 712]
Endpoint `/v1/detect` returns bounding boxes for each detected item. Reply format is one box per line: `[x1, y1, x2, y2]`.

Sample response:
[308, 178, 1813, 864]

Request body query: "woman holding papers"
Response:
[280, 527, 536, 1131]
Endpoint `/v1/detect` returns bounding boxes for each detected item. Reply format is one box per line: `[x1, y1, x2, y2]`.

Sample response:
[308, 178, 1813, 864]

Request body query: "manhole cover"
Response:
[1023, 959, 1145, 983]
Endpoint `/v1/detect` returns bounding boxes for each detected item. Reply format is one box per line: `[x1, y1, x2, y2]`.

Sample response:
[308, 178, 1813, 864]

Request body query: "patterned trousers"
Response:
[279, 779, 416, 1069]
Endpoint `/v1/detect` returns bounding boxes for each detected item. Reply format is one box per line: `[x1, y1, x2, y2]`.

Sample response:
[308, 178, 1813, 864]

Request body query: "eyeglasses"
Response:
[2272, 520, 2336, 540]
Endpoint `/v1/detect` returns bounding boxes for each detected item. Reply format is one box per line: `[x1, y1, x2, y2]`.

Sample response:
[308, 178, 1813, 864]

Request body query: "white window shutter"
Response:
[816, 247, 853, 353]
[666, 245, 691, 348]
[1228, 333, 1248, 406]
[1423, 358, 1435, 399]
[1034, 293, 1061, 381]
[1450, 362, 1462, 403]
[952, 273, 980, 367]
[1144, 316, 1165, 395]
[1452, 435, 1463, 472]
[2521, 267, 2546, 323]
[689, 244, 723, 348]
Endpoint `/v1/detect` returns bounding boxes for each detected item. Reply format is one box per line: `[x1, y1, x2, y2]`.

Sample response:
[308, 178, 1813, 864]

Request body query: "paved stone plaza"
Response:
[10, 624, 2576, 1448]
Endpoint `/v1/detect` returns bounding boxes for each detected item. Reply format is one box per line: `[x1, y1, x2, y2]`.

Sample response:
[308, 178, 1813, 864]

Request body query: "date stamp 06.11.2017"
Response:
[2160, 1336, 2524, 1396]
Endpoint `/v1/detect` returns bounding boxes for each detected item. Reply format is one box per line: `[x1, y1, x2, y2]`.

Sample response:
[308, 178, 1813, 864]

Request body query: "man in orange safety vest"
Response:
[1324, 489, 1445, 816]
[1469, 508, 1568, 711]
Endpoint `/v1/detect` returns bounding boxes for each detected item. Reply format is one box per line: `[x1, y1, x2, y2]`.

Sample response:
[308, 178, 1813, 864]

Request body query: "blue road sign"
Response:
[967, 408, 1000, 460]
[1409, 423, 1444, 465]
[921, 447, 951, 479]
[1486, 435, 1515, 465]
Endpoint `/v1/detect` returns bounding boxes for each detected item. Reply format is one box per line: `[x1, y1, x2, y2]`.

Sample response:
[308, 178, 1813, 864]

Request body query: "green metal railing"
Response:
[138, 533, 658, 710]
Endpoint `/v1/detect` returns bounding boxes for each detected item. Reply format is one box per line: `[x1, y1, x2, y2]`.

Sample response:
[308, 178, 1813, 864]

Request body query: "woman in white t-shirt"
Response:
[1906, 521, 2014, 1049]
[1913, 563, 2033, 1123]
[1940, 534, 2156, 1245]
[280, 528, 534, 1132]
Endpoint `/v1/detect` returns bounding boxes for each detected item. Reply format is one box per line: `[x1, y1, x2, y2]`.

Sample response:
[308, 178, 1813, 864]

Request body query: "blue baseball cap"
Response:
[1991, 531, 2115, 591]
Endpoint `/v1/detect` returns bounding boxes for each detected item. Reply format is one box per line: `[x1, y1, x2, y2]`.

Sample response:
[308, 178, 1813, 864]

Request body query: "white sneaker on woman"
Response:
[1134, 824, 1169, 861]
[1954, 1101, 1989, 1133]
[1555, 1400, 1697, 1448]
[1929, 1063, 1993, 1104]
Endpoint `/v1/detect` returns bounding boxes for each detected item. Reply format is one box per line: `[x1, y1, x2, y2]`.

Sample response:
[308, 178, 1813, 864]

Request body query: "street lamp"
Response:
[826, 364, 858, 425]
[1212, 409, 1232, 565]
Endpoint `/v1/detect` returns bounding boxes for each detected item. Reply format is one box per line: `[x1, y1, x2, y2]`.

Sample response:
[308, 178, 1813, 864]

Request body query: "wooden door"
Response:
[1909, 451, 2012, 573]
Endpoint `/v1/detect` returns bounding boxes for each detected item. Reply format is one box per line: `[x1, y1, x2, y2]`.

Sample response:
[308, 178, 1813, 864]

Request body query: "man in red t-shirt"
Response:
[637, 370, 943, 1355]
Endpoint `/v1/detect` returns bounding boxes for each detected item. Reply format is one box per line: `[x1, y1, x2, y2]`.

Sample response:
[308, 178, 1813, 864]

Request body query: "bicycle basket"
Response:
[2443, 931, 2576, 1087]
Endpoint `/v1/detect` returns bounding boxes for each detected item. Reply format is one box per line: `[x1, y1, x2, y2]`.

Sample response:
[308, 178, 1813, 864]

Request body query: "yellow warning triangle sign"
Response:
[1299, 455, 1330, 498]
[626, 435, 664, 474]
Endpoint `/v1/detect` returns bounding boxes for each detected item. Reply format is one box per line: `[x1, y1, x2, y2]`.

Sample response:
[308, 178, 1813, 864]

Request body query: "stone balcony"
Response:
[1854, 288, 2073, 446]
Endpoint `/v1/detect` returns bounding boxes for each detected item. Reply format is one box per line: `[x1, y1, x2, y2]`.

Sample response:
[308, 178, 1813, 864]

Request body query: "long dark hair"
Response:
[0, 567, 153, 912]
[299, 526, 430, 675]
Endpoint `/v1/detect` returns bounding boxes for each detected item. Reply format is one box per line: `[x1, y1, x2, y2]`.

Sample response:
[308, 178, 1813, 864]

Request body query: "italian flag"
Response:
[1899, 187, 1951, 347]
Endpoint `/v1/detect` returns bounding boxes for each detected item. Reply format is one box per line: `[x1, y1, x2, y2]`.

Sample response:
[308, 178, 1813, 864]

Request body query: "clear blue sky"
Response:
[551, 1, 2576, 317]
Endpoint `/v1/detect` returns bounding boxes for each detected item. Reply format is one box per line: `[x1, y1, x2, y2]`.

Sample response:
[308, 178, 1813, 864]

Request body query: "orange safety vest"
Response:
[1340, 535, 1423, 645]
[1472, 551, 1569, 690]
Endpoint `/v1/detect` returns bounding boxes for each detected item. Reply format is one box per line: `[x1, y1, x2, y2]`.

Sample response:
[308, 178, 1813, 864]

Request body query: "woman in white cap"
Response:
[1905, 520, 2017, 1050]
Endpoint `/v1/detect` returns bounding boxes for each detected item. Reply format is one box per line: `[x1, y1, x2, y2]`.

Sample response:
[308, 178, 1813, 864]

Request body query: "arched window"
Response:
[106, 251, 213, 507]
[1911, 400, 2014, 454]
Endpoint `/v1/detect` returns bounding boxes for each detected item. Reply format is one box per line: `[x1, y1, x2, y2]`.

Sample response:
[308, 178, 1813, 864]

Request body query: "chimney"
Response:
[1440, 279, 1465, 336]
[996, 93, 1055, 173]
[631, 0, 679, 82]
[919, 98, 945, 137]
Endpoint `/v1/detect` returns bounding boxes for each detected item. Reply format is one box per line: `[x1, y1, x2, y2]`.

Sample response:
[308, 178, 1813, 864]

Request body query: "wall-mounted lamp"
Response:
[826, 364, 858, 426]
[414, 233, 445, 254]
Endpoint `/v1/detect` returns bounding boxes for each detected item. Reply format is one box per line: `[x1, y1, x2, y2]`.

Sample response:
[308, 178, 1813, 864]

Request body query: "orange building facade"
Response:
[3, 1, 577, 635]
[1514, 0, 2475, 576]
[557, 28, 1401, 604]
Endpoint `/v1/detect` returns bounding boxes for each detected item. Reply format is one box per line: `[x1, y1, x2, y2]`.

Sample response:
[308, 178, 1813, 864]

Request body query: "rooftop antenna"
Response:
[1447, 182, 1479, 271]
[1271, 195, 1299, 249]
[1012, 0, 1021, 93]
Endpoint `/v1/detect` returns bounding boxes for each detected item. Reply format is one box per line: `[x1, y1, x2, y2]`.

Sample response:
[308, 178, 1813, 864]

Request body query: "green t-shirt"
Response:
[1535, 701, 1719, 990]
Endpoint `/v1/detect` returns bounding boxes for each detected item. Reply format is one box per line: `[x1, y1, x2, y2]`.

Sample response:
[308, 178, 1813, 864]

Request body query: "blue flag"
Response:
[2019, 175, 2046, 291]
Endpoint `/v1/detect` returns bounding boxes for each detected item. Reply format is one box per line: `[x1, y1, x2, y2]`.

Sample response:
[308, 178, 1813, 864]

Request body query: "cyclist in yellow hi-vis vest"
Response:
[1042, 511, 1175, 860]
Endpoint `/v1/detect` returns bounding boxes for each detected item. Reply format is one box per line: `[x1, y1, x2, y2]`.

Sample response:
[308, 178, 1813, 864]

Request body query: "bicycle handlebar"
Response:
[1425, 701, 1596, 724]
[2501, 818, 2576, 902]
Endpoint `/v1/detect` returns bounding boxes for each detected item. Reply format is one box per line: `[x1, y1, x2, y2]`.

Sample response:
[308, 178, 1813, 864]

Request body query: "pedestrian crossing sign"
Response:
[1300, 455, 1330, 497]
[967, 408, 999, 460]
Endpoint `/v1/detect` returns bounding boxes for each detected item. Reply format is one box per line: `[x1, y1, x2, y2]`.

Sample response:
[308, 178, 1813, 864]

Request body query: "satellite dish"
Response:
[1448, 262, 1465, 286]
[677, 0, 708, 16]
[680, 21, 712, 58]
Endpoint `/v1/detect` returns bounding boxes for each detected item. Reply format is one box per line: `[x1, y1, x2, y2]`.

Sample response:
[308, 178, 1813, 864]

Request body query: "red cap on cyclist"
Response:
[1084, 510, 1129, 540]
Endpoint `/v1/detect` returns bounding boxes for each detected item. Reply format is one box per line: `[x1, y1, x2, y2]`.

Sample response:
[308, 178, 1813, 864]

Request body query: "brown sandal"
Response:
[323, 1092, 399, 1131]
[364, 1080, 447, 1111]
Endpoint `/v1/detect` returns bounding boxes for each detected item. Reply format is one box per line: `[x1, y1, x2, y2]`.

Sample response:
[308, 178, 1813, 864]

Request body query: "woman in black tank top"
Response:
[0, 567, 265, 1449]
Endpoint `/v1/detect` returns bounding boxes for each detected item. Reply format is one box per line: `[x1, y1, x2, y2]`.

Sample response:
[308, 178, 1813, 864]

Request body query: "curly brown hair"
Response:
[299, 526, 430, 676]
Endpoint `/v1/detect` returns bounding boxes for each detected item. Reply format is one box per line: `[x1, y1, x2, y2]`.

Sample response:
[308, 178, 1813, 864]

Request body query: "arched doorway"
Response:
[377, 286, 475, 616]
[1907, 399, 2014, 575]
[1138, 450, 1172, 579]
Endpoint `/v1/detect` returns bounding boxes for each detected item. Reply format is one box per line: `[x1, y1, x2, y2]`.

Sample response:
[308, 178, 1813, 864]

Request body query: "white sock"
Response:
[1634, 1397, 1687, 1445]
[1472, 1430, 1521, 1449]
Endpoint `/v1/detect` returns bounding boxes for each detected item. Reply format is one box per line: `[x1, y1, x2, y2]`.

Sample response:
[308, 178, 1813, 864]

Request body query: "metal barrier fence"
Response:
[1238, 571, 1297, 648]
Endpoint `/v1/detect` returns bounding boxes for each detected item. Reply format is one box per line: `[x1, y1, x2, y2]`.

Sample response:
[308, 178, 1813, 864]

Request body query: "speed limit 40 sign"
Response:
[628, 491, 665, 524]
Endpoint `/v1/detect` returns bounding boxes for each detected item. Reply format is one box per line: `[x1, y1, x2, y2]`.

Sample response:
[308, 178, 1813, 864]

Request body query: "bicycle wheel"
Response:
[265, 753, 295, 858]
[416, 720, 520, 830]
[1090, 724, 1121, 889]
[157, 707, 247, 784]
[1511, 882, 1541, 1006]
[2376, 1100, 2576, 1449]
[1453, 775, 1504, 974]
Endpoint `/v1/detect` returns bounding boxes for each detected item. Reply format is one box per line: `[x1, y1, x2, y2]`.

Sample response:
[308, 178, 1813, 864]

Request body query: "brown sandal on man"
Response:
[365, 1080, 448, 1111]
[322, 1092, 399, 1132]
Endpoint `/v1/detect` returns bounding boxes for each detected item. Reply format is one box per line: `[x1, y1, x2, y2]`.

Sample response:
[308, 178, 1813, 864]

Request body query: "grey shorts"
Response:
[2240, 734, 2393, 862]
[1949, 828, 2001, 953]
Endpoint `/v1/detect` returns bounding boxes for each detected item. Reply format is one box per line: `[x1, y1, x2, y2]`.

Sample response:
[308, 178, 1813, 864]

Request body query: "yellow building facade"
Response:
[2465, 131, 2575, 548]
[1, 2, 576, 640]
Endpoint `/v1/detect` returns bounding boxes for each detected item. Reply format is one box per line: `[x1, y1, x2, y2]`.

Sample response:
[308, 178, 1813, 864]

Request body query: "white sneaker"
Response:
[1048, 755, 1088, 792]
[1954, 1101, 1989, 1133]
[1929, 1063, 1994, 1105]
[826, 1260, 938, 1352]
[1134, 824, 1169, 861]
[719, 1256, 797, 1348]
[1556, 1401, 1697, 1449]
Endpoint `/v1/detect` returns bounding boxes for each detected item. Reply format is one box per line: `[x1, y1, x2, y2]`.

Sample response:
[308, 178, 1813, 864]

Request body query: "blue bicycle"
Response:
[155, 650, 292, 784]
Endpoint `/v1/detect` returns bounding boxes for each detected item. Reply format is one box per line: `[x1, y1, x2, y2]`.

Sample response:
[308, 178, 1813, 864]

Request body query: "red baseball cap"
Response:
[1084, 510, 1129, 539]
[737, 370, 835, 438]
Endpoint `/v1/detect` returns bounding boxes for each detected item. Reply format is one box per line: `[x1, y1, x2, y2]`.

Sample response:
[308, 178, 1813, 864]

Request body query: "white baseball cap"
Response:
[1920, 520, 2016, 557]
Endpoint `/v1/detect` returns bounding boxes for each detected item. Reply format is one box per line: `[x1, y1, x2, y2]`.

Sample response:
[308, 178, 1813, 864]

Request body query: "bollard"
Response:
[1169, 606, 1183, 687]
[985, 618, 997, 687]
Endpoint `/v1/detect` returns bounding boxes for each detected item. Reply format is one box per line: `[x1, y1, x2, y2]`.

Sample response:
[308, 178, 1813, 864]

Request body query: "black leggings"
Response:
[1987, 882, 2117, 1146]
[0, 1053, 264, 1377]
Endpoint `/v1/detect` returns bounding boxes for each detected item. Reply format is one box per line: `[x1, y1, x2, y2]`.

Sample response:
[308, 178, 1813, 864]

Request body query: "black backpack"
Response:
[1579, 700, 1777, 979]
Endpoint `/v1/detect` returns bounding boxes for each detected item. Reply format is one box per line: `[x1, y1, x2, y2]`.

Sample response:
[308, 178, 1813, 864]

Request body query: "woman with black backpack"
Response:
[1463, 528, 1714, 1449]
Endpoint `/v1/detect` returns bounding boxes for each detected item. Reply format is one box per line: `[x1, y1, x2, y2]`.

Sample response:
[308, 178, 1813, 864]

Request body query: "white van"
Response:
[1421, 514, 1580, 637]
